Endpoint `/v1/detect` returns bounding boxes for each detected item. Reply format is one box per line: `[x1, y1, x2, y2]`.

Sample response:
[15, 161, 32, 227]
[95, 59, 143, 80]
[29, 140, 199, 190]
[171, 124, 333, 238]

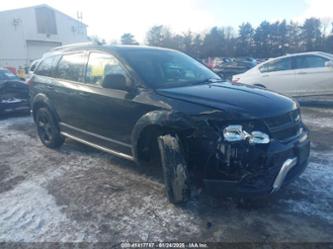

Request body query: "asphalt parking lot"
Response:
[0, 107, 332, 243]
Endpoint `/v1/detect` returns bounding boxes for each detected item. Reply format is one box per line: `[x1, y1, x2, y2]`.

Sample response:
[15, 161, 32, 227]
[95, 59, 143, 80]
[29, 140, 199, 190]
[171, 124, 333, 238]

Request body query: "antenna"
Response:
[77, 11, 83, 20]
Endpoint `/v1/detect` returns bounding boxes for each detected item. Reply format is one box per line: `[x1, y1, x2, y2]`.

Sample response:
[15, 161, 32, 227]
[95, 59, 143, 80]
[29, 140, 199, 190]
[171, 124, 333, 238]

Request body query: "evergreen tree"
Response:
[120, 33, 139, 45]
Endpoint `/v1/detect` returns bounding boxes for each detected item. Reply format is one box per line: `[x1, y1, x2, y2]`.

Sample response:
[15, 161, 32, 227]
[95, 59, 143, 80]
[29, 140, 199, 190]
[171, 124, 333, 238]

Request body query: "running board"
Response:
[60, 132, 134, 161]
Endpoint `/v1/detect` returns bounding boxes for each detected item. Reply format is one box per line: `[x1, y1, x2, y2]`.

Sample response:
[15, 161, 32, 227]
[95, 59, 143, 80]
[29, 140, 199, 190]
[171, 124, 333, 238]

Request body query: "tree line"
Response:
[118, 18, 333, 59]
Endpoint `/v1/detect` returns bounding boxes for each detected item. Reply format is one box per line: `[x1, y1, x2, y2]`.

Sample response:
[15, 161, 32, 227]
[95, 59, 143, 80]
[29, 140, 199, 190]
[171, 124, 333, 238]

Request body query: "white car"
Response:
[232, 52, 333, 97]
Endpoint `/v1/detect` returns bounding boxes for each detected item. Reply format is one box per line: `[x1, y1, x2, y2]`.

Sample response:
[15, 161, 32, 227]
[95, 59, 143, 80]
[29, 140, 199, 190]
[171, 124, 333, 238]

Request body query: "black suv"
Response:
[30, 43, 310, 203]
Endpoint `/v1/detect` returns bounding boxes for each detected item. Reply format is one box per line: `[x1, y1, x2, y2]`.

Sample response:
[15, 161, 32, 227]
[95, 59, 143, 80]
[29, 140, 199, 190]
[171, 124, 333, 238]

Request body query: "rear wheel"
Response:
[157, 134, 191, 204]
[36, 107, 64, 148]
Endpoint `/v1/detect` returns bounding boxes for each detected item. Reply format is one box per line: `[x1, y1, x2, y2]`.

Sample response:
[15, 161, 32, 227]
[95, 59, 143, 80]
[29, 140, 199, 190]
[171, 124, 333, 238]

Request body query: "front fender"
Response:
[131, 110, 195, 161]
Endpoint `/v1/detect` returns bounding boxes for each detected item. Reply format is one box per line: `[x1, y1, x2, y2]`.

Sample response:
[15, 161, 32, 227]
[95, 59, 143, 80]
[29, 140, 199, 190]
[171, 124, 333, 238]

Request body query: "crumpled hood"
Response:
[156, 82, 298, 120]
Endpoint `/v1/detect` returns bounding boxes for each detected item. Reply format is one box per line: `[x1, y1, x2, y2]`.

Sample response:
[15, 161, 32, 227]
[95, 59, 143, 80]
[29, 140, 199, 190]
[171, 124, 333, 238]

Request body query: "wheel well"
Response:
[137, 125, 162, 163]
[136, 125, 191, 165]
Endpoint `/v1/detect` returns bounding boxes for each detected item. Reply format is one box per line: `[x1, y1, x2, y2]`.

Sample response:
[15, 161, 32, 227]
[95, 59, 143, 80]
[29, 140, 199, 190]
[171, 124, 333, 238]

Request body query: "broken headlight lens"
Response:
[223, 125, 270, 144]
[223, 125, 246, 142]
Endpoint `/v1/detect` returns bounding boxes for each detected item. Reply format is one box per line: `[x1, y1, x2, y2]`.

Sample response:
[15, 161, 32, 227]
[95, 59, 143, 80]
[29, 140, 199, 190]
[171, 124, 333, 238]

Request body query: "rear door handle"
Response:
[262, 74, 270, 77]
[297, 72, 307, 75]
[45, 85, 54, 89]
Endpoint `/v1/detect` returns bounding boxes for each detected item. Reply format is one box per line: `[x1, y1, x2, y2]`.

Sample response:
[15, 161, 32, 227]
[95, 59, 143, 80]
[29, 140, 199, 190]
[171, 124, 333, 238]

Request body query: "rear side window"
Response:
[86, 52, 127, 85]
[35, 56, 60, 77]
[259, 58, 292, 73]
[57, 53, 87, 82]
[294, 55, 328, 69]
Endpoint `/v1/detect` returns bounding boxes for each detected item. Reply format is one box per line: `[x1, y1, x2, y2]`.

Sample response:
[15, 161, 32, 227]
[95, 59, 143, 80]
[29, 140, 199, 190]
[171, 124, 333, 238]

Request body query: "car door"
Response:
[257, 57, 297, 95]
[53, 51, 89, 127]
[293, 55, 333, 96]
[31, 54, 62, 108]
[70, 51, 155, 153]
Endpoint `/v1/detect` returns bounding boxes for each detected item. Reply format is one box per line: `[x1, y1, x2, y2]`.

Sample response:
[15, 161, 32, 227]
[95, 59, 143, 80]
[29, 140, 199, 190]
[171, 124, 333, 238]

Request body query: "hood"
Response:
[156, 82, 298, 120]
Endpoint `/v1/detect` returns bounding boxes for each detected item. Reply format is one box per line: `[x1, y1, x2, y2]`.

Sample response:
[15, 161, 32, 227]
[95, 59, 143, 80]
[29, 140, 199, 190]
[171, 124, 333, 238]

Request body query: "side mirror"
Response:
[102, 74, 128, 91]
[325, 61, 333, 68]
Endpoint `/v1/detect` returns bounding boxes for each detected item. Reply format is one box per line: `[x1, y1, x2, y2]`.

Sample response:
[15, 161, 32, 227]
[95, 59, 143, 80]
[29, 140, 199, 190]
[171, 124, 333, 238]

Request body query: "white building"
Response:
[0, 4, 88, 68]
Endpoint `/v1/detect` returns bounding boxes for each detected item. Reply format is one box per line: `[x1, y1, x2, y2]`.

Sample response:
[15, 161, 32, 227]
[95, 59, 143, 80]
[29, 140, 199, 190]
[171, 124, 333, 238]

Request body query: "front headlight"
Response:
[223, 125, 270, 144]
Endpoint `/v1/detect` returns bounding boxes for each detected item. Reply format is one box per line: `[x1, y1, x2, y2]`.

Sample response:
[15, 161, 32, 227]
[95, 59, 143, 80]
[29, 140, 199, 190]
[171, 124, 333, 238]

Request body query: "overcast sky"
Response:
[1, 0, 333, 42]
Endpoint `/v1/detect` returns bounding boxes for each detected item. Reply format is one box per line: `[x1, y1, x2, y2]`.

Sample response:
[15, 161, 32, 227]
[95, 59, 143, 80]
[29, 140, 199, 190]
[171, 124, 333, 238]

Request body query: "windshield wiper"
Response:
[191, 78, 224, 85]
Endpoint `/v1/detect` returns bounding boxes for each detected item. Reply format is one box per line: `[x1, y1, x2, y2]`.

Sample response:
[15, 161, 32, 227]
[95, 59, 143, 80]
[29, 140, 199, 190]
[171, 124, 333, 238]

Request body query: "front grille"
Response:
[265, 113, 291, 127]
[265, 110, 301, 141]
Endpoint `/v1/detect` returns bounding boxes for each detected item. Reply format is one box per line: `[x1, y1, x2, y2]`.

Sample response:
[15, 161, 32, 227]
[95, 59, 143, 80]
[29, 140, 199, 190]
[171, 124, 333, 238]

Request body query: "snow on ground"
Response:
[278, 149, 333, 225]
[0, 108, 332, 243]
[0, 181, 89, 242]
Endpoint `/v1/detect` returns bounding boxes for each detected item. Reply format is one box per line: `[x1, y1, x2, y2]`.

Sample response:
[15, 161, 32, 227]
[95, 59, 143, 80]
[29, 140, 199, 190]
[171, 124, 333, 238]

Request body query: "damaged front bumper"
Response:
[202, 130, 310, 197]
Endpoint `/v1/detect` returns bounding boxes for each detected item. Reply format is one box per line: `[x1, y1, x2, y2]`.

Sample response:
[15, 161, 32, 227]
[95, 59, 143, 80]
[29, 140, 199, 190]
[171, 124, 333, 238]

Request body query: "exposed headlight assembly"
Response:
[223, 125, 270, 144]
[223, 125, 246, 142]
[249, 131, 270, 144]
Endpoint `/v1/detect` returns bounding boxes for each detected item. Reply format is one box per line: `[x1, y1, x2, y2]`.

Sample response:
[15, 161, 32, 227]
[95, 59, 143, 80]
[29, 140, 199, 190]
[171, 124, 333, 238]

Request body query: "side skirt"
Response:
[60, 131, 134, 161]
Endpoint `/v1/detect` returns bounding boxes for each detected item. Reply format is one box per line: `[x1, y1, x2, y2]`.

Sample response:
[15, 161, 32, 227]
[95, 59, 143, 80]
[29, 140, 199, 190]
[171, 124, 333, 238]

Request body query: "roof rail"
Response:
[50, 41, 100, 51]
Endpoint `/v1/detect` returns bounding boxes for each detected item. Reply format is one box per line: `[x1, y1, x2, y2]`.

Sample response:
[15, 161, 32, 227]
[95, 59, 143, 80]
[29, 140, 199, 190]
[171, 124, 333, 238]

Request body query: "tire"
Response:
[35, 107, 64, 148]
[157, 134, 191, 204]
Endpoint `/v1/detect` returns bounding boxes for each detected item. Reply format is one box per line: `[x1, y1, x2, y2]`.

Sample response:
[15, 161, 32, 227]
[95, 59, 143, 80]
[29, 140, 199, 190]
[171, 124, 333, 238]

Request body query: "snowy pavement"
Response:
[0, 107, 332, 243]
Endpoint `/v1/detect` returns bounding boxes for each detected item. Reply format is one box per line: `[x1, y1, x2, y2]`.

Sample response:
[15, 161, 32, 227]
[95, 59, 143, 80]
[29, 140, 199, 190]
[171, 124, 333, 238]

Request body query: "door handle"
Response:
[45, 85, 54, 89]
[297, 72, 307, 75]
[262, 75, 270, 77]
[79, 92, 88, 96]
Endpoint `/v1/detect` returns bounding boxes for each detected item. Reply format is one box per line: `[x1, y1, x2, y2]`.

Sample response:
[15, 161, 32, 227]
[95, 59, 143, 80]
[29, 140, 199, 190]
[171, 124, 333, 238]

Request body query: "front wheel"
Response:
[157, 134, 191, 204]
[36, 107, 64, 148]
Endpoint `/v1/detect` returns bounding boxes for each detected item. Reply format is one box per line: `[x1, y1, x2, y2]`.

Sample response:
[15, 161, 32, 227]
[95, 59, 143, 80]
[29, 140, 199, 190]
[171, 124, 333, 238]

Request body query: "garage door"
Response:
[26, 40, 62, 62]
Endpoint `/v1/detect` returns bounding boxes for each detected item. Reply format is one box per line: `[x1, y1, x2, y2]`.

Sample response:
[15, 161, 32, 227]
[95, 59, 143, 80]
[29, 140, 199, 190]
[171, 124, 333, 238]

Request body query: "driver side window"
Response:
[86, 52, 127, 85]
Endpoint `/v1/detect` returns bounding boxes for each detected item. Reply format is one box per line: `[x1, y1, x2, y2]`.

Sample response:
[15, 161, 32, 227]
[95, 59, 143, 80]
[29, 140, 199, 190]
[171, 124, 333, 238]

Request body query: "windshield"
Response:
[119, 49, 221, 88]
[0, 70, 19, 81]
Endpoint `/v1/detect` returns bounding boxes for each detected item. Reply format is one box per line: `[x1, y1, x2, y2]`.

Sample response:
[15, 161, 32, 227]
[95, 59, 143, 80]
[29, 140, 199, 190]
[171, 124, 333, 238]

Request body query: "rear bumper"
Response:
[203, 132, 310, 197]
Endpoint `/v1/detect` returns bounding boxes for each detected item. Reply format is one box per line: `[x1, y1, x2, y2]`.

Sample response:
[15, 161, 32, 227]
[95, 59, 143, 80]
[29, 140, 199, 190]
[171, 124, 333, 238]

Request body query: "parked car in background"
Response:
[232, 52, 333, 97]
[0, 68, 29, 115]
[5, 66, 17, 75]
[30, 43, 310, 204]
[213, 57, 257, 80]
